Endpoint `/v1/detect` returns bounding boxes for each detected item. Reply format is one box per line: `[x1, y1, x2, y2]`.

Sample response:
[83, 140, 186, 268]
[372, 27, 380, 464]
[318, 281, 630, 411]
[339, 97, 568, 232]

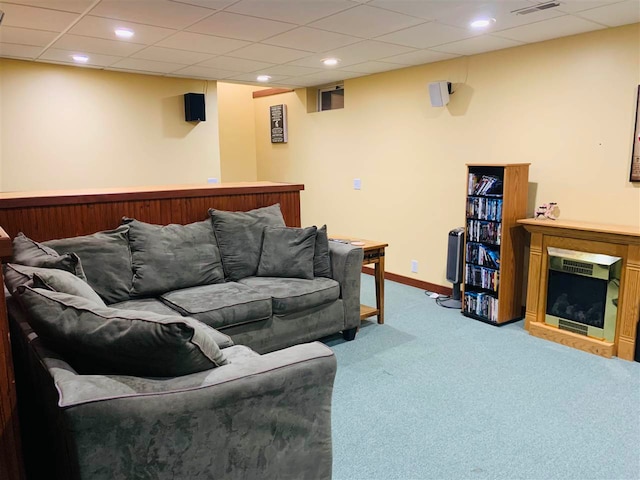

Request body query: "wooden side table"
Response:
[330, 237, 388, 324]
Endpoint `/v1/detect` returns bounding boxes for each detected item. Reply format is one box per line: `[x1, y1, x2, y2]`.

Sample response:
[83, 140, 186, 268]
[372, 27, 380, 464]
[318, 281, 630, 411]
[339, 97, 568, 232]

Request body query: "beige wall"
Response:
[217, 82, 259, 182]
[0, 59, 220, 191]
[252, 24, 640, 287]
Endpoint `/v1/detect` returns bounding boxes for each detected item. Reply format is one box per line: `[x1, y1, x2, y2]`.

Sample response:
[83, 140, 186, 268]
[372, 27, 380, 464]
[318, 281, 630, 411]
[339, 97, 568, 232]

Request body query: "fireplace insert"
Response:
[545, 247, 621, 342]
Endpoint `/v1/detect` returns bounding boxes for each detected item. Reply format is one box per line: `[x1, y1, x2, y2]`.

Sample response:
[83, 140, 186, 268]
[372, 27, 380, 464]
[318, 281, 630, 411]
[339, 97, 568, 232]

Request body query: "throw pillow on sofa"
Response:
[4, 263, 105, 306]
[122, 218, 225, 297]
[257, 226, 317, 279]
[12, 232, 86, 280]
[43, 225, 133, 304]
[15, 286, 228, 377]
[209, 204, 285, 281]
[314, 225, 332, 278]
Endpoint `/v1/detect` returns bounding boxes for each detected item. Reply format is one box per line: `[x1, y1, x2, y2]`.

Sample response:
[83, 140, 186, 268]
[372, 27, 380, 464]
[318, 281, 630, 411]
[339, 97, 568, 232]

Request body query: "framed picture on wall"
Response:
[630, 85, 640, 182]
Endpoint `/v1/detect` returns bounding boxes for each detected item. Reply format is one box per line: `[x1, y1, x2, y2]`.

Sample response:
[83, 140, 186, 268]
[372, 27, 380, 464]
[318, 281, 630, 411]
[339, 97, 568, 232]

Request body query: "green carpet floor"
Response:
[323, 275, 640, 480]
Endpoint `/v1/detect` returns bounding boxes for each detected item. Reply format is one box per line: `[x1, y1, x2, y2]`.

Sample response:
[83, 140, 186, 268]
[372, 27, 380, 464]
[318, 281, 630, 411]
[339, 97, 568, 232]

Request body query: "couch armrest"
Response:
[53, 342, 336, 480]
[329, 241, 364, 330]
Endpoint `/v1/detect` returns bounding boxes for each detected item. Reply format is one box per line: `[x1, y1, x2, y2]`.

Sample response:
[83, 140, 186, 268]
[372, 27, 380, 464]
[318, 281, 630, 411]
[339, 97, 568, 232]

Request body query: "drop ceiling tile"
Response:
[224, 72, 291, 84]
[110, 57, 186, 74]
[264, 27, 361, 52]
[52, 34, 146, 56]
[260, 64, 323, 76]
[376, 22, 476, 48]
[575, 0, 640, 26]
[198, 56, 275, 72]
[308, 4, 425, 38]
[227, 43, 311, 63]
[156, 32, 250, 54]
[288, 39, 414, 67]
[430, 35, 523, 56]
[38, 48, 122, 66]
[0, 3, 80, 32]
[172, 65, 241, 79]
[493, 14, 606, 43]
[366, 1, 478, 21]
[131, 46, 214, 64]
[89, 0, 215, 29]
[68, 16, 176, 44]
[341, 61, 403, 74]
[187, 12, 295, 42]
[0, 26, 58, 46]
[0, 42, 43, 59]
[4, 1, 94, 13]
[552, 0, 628, 14]
[380, 49, 459, 66]
[225, 0, 355, 24]
[167, 0, 236, 9]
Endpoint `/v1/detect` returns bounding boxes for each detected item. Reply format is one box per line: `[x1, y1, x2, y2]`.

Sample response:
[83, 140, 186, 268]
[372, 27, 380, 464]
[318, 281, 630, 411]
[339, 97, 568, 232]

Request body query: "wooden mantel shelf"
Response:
[518, 218, 640, 360]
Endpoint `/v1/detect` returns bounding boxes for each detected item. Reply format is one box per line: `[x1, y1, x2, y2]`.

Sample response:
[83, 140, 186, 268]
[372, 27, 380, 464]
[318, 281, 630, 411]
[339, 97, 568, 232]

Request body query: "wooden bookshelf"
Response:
[462, 163, 529, 324]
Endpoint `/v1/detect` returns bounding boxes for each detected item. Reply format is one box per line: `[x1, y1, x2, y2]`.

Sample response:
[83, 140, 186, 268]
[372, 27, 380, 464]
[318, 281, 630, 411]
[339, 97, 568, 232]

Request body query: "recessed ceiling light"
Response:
[115, 28, 134, 39]
[322, 58, 340, 67]
[71, 54, 89, 63]
[470, 18, 496, 28]
[257, 75, 271, 82]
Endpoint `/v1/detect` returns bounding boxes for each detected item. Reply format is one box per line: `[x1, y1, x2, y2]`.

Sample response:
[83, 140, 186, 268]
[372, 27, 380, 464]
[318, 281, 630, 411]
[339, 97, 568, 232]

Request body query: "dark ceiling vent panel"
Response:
[512, 2, 560, 15]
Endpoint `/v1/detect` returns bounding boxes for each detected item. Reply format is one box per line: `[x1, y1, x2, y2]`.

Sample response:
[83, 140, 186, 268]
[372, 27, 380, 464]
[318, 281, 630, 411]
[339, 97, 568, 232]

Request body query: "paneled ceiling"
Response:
[0, 0, 638, 88]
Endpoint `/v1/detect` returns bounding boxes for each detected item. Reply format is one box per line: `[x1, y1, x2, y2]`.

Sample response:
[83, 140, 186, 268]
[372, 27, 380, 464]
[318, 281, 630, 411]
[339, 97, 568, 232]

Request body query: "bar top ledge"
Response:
[0, 181, 305, 209]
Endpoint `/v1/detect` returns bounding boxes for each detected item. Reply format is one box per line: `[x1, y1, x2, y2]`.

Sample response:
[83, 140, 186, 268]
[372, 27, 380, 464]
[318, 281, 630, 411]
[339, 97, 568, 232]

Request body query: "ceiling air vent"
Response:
[512, 2, 560, 15]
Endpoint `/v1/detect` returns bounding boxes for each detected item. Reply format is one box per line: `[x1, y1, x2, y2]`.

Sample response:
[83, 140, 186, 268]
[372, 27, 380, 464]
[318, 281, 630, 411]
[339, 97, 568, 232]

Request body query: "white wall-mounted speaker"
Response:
[429, 81, 452, 107]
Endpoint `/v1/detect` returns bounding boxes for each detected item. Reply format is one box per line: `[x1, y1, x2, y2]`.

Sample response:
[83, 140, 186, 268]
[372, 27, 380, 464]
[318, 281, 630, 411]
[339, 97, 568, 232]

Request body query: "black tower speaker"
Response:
[184, 93, 206, 122]
[439, 227, 465, 308]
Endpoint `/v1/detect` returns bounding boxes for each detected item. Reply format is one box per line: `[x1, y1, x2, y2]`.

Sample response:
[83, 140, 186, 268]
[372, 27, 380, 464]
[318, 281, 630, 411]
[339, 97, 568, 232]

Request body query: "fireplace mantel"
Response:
[518, 218, 640, 360]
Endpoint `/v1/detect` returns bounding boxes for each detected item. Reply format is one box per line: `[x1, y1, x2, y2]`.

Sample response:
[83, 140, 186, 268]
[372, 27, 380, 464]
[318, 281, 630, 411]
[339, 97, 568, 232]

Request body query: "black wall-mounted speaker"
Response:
[184, 93, 206, 122]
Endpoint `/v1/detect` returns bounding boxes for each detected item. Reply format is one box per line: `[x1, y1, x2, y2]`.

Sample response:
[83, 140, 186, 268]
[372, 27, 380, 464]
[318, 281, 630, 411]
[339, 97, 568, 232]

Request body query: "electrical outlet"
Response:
[353, 178, 361, 190]
[411, 260, 418, 273]
[207, 177, 219, 184]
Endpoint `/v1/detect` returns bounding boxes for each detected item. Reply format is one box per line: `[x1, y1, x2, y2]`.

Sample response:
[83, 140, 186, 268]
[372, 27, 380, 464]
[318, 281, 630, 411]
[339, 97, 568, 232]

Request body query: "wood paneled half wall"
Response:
[0, 181, 304, 241]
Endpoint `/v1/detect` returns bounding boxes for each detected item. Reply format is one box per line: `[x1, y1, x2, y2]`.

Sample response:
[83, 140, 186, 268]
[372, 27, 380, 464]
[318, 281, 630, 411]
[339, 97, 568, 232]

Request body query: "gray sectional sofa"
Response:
[4, 203, 364, 480]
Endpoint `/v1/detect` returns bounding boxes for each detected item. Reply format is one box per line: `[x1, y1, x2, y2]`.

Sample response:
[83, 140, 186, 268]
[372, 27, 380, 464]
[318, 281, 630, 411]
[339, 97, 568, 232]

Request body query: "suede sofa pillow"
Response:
[12, 232, 86, 280]
[257, 226, 317, 280]
[16, 286, 228, 377]
[209, 204, 286, 281]
[44, 226, 132, 304]
[122, 218, 225, 297]
[4, 263, 105, 306]
[314, 225, 332, 278]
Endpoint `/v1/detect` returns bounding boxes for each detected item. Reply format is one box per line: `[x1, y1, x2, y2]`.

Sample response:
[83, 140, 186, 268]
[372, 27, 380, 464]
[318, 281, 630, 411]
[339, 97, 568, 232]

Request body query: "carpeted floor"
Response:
[322, 275, 640, 480]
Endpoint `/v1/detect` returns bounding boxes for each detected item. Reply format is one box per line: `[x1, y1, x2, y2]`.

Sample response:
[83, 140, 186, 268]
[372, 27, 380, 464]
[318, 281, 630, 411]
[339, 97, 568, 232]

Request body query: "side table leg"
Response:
[375, 251, 385, 324]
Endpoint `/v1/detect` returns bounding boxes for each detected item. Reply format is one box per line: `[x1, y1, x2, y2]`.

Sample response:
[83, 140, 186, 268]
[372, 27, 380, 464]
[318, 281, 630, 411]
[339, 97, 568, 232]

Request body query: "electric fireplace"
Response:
[545, 247, 622, 342]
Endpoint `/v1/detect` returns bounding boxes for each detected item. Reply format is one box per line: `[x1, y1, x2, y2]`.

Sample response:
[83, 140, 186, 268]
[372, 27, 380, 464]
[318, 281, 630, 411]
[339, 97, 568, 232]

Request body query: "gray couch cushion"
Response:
[209, 204, 285, 281]
[238, 276, 340, 315]
[123, 218, 225, 297]
[15, 286, 228, 376]
[12, 232, 86, 279]
[44, 226, 133, 304]
[314, 225, 332, 278]
[160, 283, 272, 330]
[4, 263, 105, 305]
[257, 226, 317, 279]
[111, 298, 234, 349]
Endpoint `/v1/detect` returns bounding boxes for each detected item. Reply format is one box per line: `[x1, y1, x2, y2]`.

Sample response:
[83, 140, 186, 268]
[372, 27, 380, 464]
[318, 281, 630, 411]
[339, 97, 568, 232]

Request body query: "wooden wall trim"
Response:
[362, 266, 452, 296]
[252, 88, 294, 98]
[0, 182, 304, 209]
